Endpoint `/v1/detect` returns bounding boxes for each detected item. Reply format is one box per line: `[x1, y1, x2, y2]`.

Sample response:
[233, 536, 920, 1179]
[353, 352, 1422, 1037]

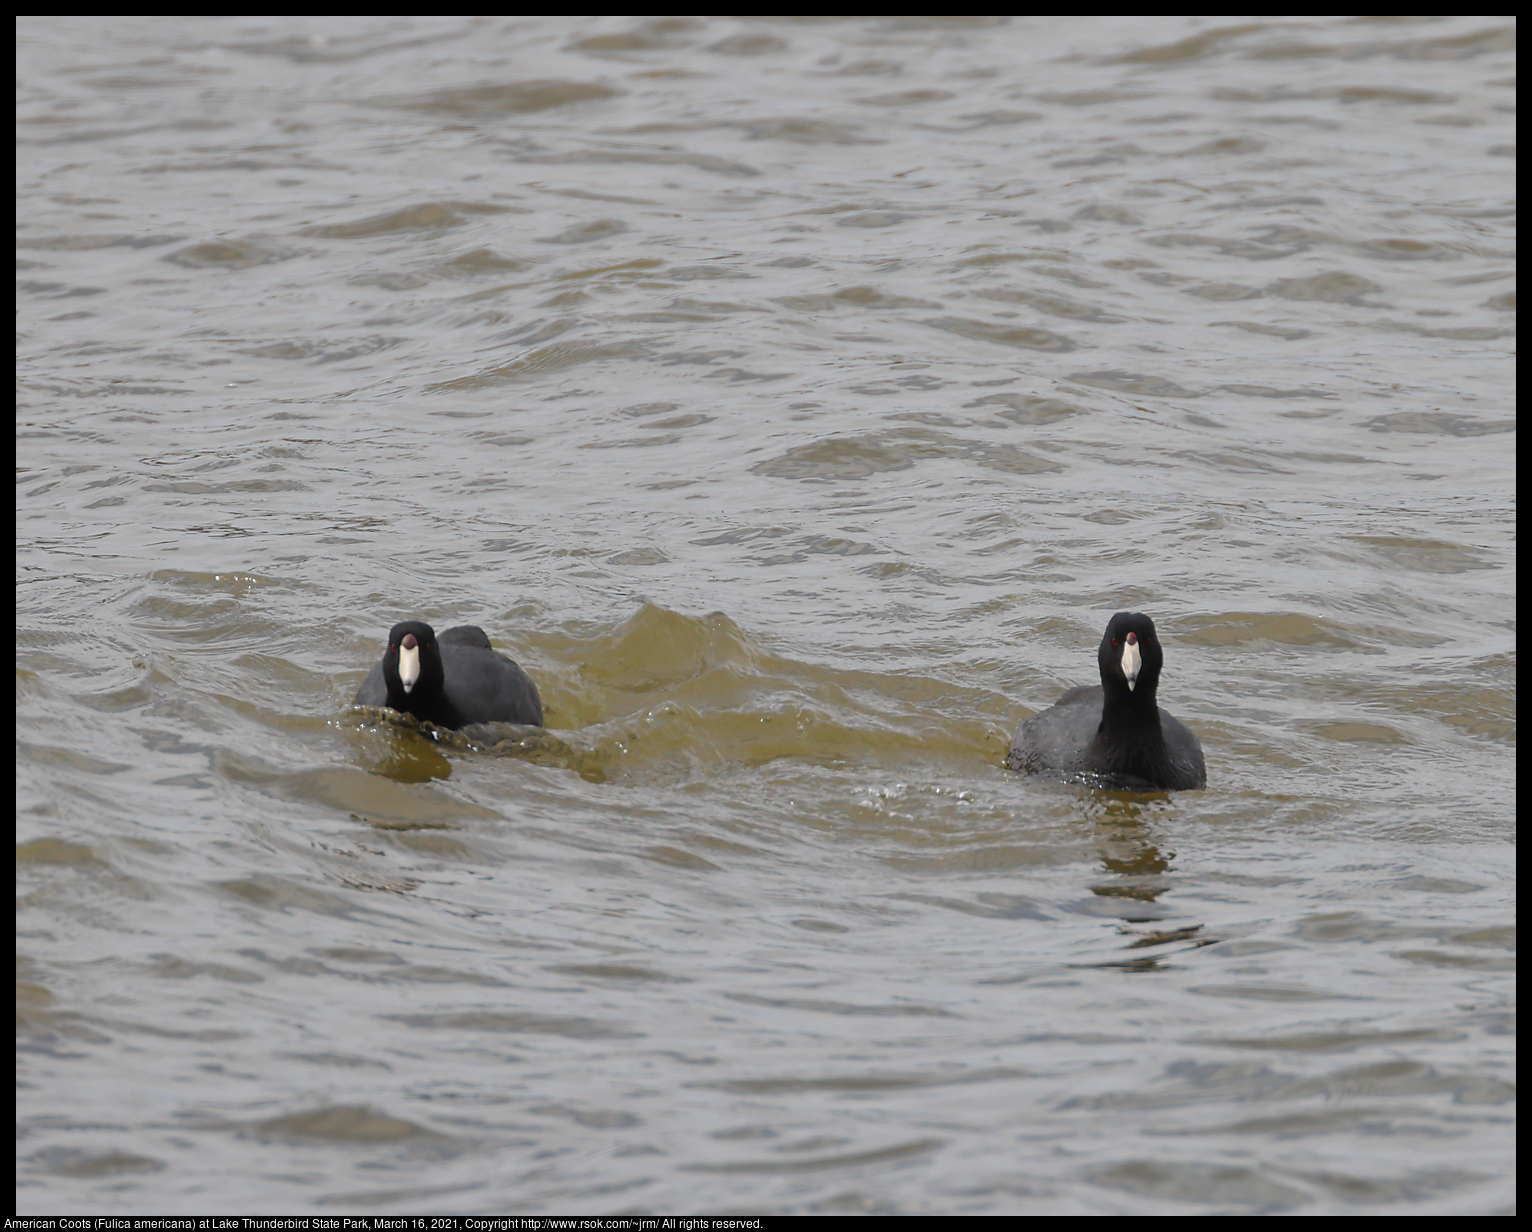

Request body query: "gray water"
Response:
[16, 15, 1515, 1215]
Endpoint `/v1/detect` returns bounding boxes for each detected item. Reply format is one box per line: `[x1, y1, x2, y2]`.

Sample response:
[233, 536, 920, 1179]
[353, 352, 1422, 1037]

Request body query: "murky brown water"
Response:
[18, 15, 1514, 1215]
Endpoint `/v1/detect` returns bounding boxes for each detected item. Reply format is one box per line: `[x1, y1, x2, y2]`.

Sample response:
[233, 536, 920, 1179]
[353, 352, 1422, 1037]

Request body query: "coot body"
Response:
[1006, 612, 1205, 790]
[354, 621, 543, 730]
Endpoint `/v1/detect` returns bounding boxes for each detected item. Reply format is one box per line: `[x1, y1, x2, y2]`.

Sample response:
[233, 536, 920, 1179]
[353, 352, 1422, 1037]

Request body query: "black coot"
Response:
[354, 621, 543, 730]
[1006, 612, 1205, 790]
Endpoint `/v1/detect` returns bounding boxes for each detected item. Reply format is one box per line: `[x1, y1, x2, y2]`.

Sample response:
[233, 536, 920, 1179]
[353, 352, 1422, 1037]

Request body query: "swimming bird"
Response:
[1006, 611, 1205, 790]
[354, 621, 542, 730]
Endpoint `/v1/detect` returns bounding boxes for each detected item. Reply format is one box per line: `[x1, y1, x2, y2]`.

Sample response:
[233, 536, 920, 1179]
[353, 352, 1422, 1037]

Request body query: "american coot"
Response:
[354, 621, 543, 730]
[1006, 612, 1206, 790]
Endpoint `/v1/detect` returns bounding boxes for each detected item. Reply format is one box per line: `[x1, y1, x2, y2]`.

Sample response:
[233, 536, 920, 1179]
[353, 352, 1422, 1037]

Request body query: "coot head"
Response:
[1099, 611, 1163, 704]
[381, 620, 444, 709]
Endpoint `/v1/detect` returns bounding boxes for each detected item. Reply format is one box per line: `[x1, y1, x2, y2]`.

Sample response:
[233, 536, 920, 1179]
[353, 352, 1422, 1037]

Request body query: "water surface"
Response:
[17, 14, 1515, 1215]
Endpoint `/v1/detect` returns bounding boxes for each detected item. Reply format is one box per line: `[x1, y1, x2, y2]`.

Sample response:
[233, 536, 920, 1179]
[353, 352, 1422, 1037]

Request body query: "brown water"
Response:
[17, 15, 1515, 1215]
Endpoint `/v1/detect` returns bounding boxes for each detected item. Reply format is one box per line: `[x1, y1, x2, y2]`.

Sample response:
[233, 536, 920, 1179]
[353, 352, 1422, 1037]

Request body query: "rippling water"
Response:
[17, 15, 1514, 1215]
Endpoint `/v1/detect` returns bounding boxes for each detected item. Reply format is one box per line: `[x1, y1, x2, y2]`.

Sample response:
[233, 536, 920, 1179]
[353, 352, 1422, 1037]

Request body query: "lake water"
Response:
[17, 14, 1515, 1215]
